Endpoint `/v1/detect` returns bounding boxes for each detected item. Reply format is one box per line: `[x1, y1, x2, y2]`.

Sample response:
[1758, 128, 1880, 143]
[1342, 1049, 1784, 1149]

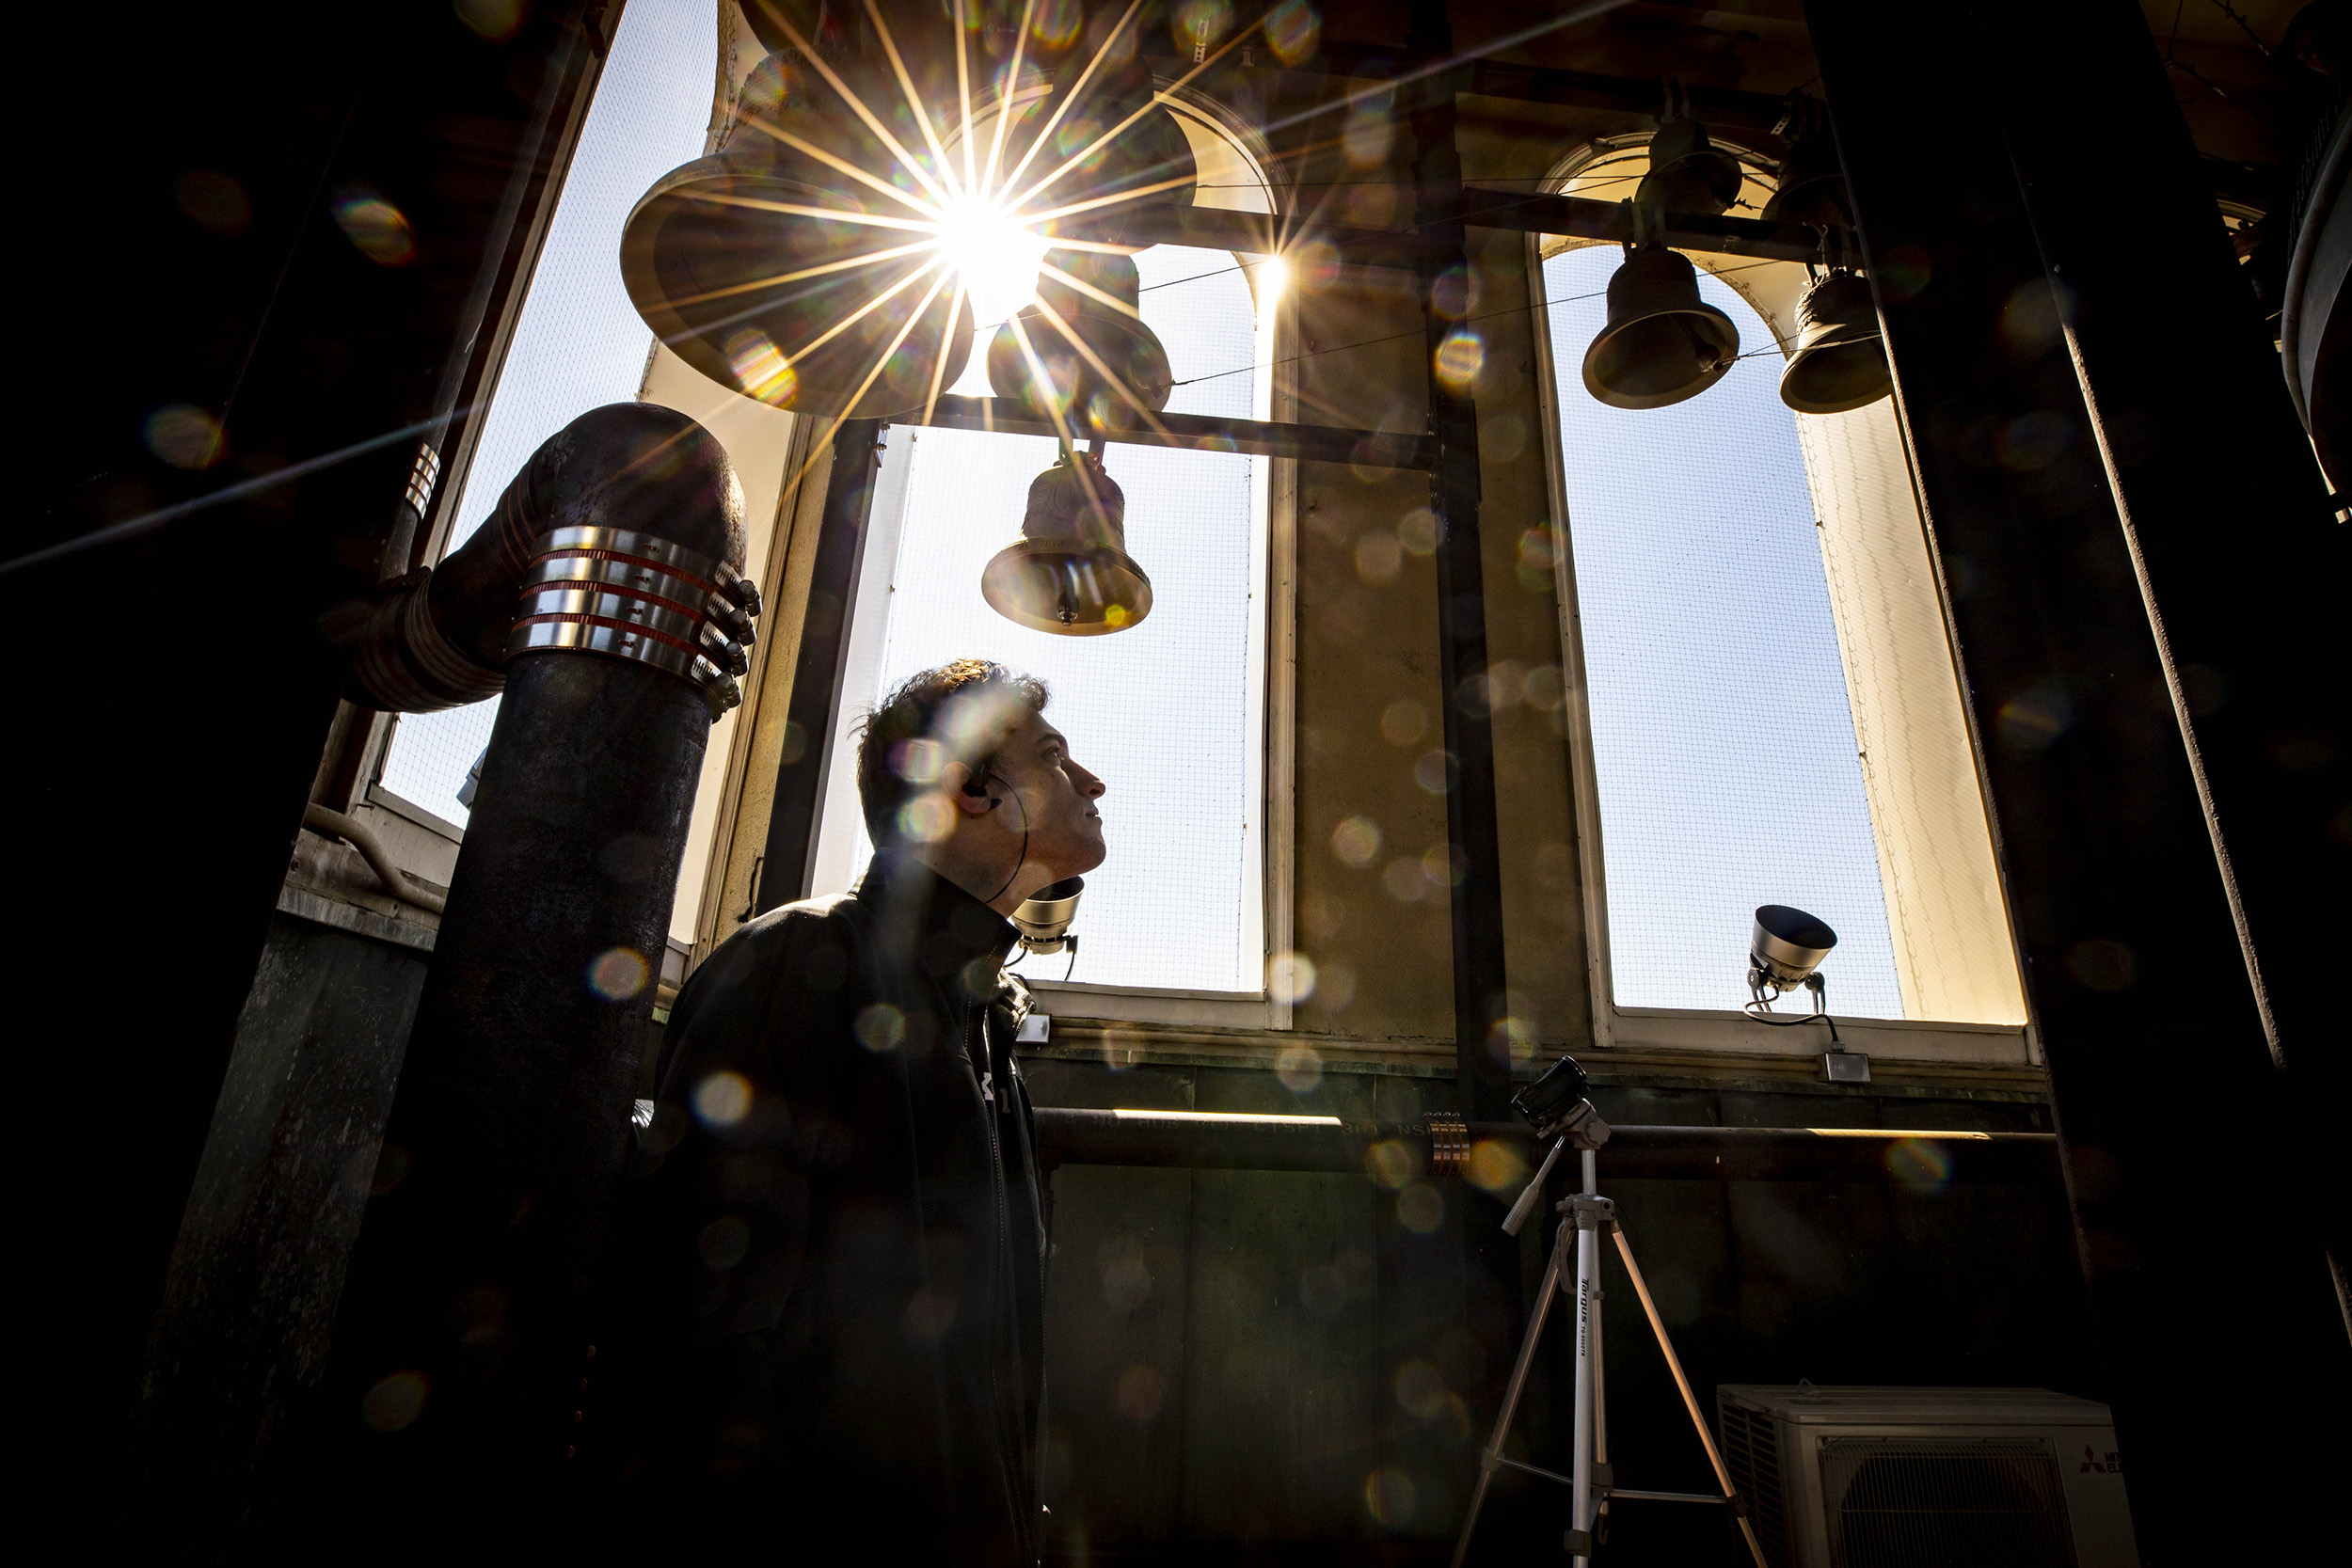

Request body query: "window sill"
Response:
[276, 879, 438, 955]
[1020, 1017, 2050, 1100]
[1602, 1005, 2033, 1066]
[1024, 979, 1282, 1031]
[368, 783, 466, 845]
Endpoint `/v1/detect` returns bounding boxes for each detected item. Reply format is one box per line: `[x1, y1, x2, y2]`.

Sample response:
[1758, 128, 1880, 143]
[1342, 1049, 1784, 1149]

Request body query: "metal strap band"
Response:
[506, 528, 751, 717]
[523, 555, 755, 653]
[520, 552, 711, 606]
[1426, 1112, 1470, 1177]
[536, 524, 725, 589]
[514, 585, 708, 650]
[508, 615, 721, 681]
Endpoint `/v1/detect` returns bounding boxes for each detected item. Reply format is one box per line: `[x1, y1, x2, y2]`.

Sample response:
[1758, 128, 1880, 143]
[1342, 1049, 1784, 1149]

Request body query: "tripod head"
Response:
[1503, 1054, 1612, 1235]
[1513, 1053, 1611, 1146]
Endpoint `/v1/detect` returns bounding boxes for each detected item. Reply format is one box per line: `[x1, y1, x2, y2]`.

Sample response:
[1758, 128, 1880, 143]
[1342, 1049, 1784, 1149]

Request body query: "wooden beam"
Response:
[903, 394, 1437, 469]
[1114, 187, 1825, 267]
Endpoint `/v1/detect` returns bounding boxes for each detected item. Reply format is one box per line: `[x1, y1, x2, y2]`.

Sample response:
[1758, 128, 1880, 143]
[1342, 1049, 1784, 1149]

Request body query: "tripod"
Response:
[1452, 1106, 1770, 1568]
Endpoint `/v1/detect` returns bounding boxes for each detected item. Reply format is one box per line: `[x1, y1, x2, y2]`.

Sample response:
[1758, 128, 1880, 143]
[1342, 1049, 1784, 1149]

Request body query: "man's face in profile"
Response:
[992, 709, 1106, 879]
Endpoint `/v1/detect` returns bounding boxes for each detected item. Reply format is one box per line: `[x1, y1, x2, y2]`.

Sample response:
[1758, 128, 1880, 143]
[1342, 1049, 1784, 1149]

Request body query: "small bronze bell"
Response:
[987, 249, 1173, 431]
[621, 53, 972, 419]
[1582, 245, 1741, 410]
[1778, 271, 1892, 414]
[1636, 111, 1743, 216]
[981, 447, 1153, 636]
[1762, 99, 1852, 230]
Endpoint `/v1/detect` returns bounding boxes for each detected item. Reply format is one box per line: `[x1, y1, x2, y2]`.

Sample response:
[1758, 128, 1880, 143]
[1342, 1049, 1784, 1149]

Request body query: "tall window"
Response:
[374, 0, 717, 830]
[809, 241, 1276, 1001]
[1541, 242, 2026, 1037]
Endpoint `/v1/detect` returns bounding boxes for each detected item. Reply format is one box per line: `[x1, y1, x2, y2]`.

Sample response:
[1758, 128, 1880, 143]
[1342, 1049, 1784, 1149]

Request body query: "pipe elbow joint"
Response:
[345, 404, 749, 714]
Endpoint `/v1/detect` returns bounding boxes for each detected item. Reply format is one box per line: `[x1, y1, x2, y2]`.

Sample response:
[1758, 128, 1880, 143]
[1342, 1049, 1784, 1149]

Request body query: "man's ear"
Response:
[941, 760, 996, 818]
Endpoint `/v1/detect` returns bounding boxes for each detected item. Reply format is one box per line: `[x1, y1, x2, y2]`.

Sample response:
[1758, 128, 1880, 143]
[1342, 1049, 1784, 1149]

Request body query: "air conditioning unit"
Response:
[1715, 1386, 2139, 1568]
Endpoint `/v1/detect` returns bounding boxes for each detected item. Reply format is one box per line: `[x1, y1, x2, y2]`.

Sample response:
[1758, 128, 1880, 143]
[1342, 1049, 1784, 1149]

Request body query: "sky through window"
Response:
[1542, 245, 1904, 1019]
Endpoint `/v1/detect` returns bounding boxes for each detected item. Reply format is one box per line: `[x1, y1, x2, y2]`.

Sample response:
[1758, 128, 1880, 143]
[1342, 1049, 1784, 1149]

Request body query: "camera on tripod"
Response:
[1513, 1053, 1609, 1145]
[1459, 1053, 1772, 1568]
[1501, 1053, 1610, 1238]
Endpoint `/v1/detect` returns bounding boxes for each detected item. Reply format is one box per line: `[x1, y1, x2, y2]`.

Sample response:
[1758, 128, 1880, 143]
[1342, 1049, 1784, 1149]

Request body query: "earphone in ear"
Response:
[961, 772, 1001, 807]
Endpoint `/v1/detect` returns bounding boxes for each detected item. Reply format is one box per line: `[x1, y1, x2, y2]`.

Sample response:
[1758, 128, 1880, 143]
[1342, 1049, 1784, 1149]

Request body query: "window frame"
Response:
[1524, 228, 2040, 1069]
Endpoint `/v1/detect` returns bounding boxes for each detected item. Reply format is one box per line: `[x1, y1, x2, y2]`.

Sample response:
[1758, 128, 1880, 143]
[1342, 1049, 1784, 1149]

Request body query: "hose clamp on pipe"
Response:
[1425, 1112, 1470, 1178]
[505, 526, 760, 719]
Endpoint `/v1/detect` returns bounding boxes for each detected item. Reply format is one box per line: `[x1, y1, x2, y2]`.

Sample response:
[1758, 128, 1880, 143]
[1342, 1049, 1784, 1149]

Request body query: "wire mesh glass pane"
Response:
[376, 0, 716, 826]
[830, 245, 1263, 993]
[1542, 245, 1904, 1018]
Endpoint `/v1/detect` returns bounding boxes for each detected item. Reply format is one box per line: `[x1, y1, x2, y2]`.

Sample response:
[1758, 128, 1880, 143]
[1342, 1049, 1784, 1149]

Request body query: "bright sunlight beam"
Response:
[935, 195, 1051, 328]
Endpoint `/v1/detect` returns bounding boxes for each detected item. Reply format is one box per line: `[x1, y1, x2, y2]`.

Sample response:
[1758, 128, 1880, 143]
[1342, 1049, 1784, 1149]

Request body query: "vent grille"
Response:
[1718, 1402, 1793, 1568]
[1820, 1437, 2075, 1568]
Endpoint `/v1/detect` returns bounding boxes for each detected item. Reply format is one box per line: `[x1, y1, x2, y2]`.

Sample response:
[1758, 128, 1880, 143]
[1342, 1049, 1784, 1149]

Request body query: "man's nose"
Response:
[1072, 761, 1105, 799]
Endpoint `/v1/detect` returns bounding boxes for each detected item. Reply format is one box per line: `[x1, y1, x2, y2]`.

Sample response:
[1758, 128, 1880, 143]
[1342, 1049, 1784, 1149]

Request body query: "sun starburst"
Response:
[634, 0, 1279, 502]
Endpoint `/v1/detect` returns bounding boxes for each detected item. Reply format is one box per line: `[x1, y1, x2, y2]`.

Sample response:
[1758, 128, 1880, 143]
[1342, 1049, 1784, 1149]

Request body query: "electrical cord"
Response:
[973, 768, 1032, 907]
[1742, 972, 1842, 1045]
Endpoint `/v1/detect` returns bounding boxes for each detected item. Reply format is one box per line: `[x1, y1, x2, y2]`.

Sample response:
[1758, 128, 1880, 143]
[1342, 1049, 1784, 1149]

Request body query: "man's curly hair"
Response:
[856, 659, 1050, 844]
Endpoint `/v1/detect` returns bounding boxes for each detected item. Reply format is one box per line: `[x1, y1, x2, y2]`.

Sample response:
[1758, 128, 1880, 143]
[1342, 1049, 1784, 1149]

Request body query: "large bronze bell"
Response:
[1582, 245, 1741, 410]
[986, 248, 1173, 430]
[1778, 271, 1892, 414]
[981, 447, 1152, 636]
[619, 1, 1195, 421]
[620, 52, 972, 418]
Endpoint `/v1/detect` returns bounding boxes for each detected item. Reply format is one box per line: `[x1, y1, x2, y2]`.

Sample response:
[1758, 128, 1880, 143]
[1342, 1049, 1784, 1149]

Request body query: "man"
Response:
[610, 658, 1104, 1560]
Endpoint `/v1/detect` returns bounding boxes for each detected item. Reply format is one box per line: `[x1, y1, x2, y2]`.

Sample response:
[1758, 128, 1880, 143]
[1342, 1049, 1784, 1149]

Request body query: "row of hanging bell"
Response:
[1582, 94, 1891, 415]
[983, 32, 1185, 643]
[1585, 244, 1892, 415]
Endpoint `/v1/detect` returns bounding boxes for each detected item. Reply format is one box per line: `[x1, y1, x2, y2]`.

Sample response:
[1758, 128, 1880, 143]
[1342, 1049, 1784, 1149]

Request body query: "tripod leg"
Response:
[1579, 1149, 1606, 1560]
[1591, 1272, 1608, 1538]
[1571, 1205, 1601, 1566]
[1610, 1227, 1772, 1568]
[1450, 1216, 1572, 1568]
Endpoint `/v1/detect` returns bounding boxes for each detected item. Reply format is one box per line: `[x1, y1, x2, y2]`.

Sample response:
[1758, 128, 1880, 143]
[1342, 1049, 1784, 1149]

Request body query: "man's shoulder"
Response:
[735, 891, 866, 945]
[672, 893, 869, 1018]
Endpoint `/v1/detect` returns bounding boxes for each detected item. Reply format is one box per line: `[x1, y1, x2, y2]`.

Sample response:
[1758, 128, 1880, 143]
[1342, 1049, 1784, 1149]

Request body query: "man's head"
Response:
[857, 659, 1106, 910]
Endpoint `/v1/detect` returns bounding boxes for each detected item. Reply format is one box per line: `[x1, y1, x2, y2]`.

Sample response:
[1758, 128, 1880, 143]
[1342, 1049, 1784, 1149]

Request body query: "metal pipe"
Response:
[319, 404, 752, 1504]
[1029, 1108, 2059, 1183]
[300, 802, 447, 915]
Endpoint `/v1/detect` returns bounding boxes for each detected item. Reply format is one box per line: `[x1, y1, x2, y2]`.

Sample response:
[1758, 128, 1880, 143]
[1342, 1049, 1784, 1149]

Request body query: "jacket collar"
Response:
[855, 849, 1020, 1002]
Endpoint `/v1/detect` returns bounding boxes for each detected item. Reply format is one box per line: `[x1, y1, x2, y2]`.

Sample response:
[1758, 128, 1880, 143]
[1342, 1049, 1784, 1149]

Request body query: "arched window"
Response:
[1537, 140, 2028, 1051]
[804, 102, 1282, 1011]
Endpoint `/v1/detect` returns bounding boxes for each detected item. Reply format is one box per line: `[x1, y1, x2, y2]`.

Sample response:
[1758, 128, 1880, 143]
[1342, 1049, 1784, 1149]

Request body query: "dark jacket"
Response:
[606, 851, 1048, 1562]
